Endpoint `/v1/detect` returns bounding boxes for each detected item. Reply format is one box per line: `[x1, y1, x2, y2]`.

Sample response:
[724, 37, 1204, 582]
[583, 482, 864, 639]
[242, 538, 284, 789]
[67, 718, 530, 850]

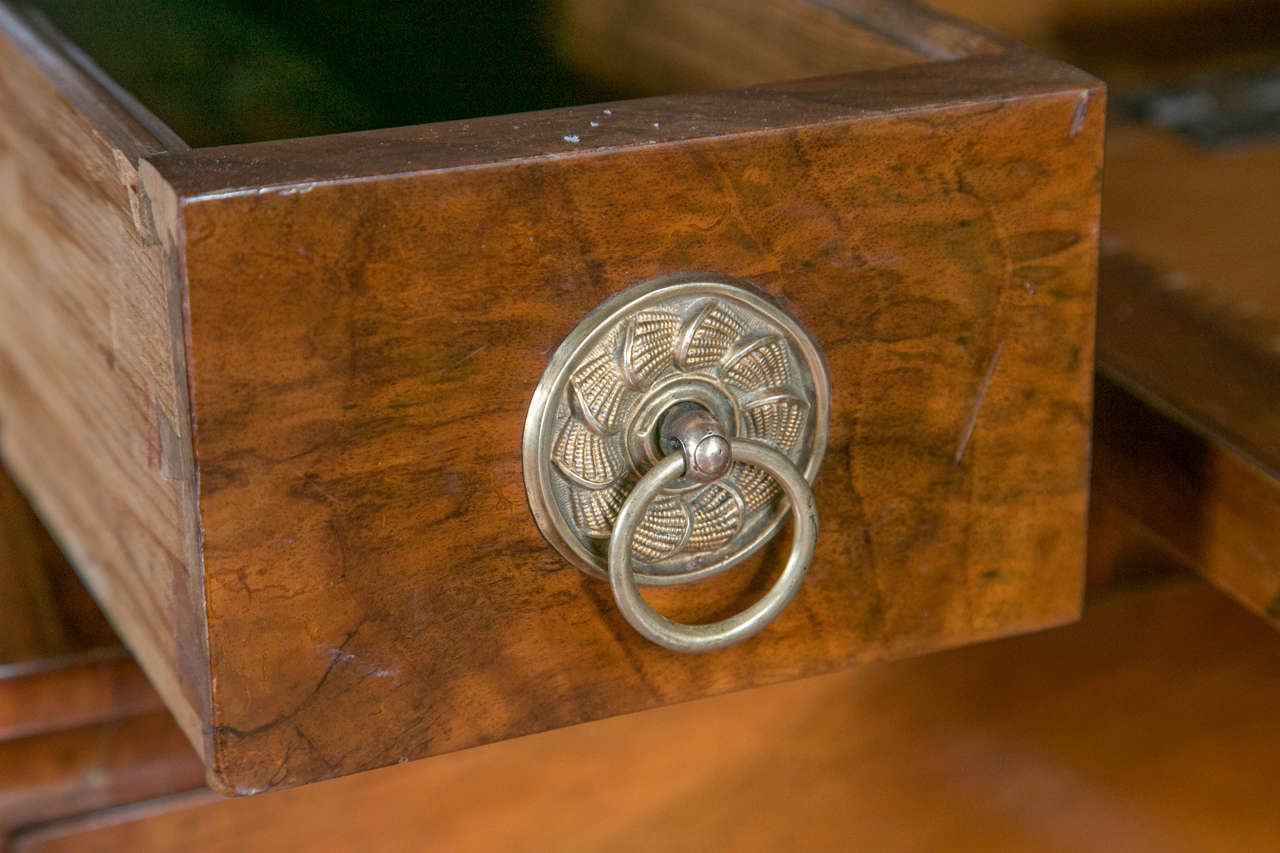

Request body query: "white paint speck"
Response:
[602, 108, 612, 115]
[589, 121, 599, 127]
[652, 122, 660, 128]
[563, 134, 580, 143]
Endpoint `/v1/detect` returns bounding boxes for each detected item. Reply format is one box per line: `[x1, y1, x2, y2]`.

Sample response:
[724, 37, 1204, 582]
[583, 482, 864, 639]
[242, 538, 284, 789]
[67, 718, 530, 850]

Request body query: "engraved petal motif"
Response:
[686, 483, 744, 552]
[741, 393, 809, 452]
[552, 418, 626, 487]
[631, 496, 691, 562]
[569, 480, 630, 537]
[569, 345, 630, 435]
[677, 300, 747, 369]
[621, 310, 681, 389]
[722, 335, 791, 392]
[731, 461, 780, 512]
[540, 282, 821, 576]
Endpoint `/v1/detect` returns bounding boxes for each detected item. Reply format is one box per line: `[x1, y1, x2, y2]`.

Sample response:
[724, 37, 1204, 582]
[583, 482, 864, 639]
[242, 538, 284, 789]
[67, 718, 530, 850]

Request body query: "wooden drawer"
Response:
[0, 1, 1103, 792]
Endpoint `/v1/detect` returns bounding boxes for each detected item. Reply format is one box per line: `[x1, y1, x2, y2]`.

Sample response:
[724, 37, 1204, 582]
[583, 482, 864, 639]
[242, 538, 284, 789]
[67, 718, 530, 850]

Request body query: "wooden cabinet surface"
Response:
[0, 0, 1102, 792]
[11, 579, 1280, 852]
[0, 466, 205, 844]
[3, 2, 1279, 849]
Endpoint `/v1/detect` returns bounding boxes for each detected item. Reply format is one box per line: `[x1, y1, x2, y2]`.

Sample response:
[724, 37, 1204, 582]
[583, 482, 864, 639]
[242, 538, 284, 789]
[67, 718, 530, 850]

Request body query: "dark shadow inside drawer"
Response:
[30, 0, 937, 147]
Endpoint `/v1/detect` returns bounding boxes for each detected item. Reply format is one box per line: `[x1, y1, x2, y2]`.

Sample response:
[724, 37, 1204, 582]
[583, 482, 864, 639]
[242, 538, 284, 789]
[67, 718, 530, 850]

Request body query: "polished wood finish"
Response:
[0, 467, 115, 666]
[0, 711, 205, 841]
[0, 461, 203, 846]
[1091, 378, 1280, 626]
[928, 0, 1269, 62]
[155, 58, 1100, 791]
[0, 654, 164, 743]
[926, 3, 1280, 628]
[1093, 123, 1280, 624]
[0, 4, 207, 762]
[555, 0, 999, 96]
[1, 1, 1102, 791]
[14, 579, 1280, 852]
[1099, 122, 1280, 478]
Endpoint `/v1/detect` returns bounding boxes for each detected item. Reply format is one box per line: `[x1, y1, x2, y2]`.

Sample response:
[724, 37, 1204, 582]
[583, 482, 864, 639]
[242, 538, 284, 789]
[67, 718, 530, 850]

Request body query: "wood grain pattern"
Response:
[556, 0, 938, 96]
[2, 1, 1102, 791]
[926, 0, 1266, 57]
[929, 0, 1280, 627]
[140, 50, 1104, 791]
[0, 4, 207, 762]
[1098, 123, 1280, 479]
[1092, 123, 1280, 625]
[0, 466, 116, 666]
[0, 501, 199, 847]
[1091, 378, 1280, 627]
[0, 654, 164, 743]
[145, 50, 1084, 198]
[0, 710, 205, 841]
[14, 579, 1280, 853]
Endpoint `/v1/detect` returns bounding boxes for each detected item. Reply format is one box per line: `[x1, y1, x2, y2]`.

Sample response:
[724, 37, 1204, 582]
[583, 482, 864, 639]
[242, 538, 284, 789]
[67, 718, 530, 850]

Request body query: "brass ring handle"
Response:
[607, 439, 818, 653]
[522, 273, 830, 652]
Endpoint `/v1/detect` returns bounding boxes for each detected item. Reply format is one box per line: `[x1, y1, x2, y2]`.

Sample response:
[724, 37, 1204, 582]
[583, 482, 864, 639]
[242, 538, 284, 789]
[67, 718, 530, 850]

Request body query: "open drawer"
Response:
[0, 0, 1103, 792]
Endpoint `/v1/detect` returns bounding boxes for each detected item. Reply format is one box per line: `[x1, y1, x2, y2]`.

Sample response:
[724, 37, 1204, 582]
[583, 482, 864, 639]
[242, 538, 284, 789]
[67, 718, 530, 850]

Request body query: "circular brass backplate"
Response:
[522, 272, 829, 586]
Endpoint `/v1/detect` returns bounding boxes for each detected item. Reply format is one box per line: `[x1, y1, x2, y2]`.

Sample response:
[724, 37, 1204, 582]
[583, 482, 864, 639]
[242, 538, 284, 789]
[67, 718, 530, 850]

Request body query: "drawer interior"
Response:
[31, 0, 943, 148]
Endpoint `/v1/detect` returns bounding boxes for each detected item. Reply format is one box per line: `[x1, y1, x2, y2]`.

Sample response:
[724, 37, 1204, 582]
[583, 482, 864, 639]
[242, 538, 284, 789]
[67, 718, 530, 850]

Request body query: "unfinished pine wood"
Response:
[15, 579, 1280, 853]
[0, 4, 207, 761]
[2, 1, 1102, 791]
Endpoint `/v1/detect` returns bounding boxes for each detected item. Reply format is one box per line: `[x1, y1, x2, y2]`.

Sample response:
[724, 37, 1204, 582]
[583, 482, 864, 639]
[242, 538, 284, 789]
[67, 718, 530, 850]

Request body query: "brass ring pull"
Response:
[608, 439, 817, 653]
[522, 273, 829, 653]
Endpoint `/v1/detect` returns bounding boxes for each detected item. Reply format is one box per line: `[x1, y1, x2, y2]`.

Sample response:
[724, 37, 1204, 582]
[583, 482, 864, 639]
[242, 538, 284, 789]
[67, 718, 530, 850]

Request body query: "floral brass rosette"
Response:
[526, 276, 827, 584]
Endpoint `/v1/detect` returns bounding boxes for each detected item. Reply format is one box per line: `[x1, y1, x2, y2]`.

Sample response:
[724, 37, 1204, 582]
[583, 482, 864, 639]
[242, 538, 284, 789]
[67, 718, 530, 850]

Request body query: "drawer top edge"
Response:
[145, 51, 1102, 204]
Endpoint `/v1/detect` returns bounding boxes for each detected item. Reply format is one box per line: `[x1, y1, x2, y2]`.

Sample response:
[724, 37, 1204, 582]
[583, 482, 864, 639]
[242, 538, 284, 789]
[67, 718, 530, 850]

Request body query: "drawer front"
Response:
[159, 80, 1099, 791]
[0, 1, 1103, 792]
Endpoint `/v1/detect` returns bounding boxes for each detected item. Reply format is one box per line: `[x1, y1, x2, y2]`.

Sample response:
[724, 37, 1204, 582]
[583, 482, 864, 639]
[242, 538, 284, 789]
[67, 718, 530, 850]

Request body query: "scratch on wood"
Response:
[953, 342, 1003, 466]
[861, 504, 899, 543]
[433, 344, 489, 376]
[1069, 91, 1089, 138]
[291, 467, 344, 507]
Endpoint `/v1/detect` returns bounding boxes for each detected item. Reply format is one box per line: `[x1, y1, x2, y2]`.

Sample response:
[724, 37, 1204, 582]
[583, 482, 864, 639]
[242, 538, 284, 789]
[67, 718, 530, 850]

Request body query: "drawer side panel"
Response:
[0, 8, 207, 763]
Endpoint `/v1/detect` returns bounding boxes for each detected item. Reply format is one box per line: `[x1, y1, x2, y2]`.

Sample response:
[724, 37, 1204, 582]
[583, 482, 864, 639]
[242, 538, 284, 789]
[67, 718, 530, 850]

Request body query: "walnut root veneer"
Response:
[0, 1, 1103, 791]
